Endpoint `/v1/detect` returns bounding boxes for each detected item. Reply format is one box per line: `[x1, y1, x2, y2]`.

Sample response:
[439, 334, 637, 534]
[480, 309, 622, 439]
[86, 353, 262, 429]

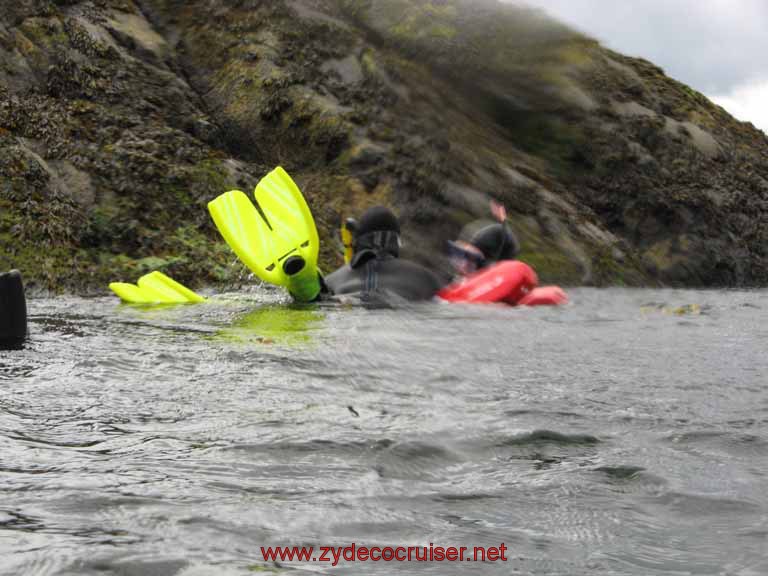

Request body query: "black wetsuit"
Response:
[326, 207, 444, 301]
[324, 256, 443, 301]
[0, 270, 27, 348]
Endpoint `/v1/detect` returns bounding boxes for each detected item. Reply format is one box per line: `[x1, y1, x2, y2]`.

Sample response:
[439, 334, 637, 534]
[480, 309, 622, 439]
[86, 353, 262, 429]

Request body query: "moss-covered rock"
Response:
[1, 0, 767, 292]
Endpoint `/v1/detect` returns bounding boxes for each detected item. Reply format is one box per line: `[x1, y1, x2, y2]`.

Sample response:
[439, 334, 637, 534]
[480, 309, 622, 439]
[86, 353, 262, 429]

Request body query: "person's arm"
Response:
[491, 200, 520, 260]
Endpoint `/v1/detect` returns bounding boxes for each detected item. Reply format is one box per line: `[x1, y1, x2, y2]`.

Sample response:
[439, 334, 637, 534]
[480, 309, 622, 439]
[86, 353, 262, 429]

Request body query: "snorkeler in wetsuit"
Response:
[324, 206, 443, 301]
[205, 168, 441, 303]
[447, 201, 520, 276]
[441, 201, 567, 306]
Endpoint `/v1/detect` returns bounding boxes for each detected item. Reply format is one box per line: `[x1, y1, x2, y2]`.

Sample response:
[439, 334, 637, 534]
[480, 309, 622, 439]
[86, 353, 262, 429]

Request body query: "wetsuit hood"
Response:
[470, 223, 517, 263]
[351, 206, 401, 268]
[451, 218, 520, 274]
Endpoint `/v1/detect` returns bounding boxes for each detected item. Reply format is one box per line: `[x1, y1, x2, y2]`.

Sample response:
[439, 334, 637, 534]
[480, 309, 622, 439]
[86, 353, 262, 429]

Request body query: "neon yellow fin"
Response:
[137, 271, 205, 302]
[109, 282, 156, 303]
[254, 167, 319, 270]
[109, 271, 205, 304]
[208, 167, 321, 301]
[208, 189, 279, 283]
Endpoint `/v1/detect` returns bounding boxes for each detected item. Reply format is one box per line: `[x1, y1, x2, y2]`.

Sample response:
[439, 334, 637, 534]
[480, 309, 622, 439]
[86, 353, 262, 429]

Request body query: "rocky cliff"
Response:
[2, 0, 767, 292]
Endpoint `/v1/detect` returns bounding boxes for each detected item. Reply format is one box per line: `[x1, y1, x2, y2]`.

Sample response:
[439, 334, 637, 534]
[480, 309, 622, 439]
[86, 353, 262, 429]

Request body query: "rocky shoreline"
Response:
[2, 0, 767, 292]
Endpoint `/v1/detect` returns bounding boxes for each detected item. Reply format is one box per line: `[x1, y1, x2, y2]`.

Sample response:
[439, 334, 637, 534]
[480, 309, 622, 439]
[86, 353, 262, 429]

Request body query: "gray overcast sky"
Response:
[513, 0, 768, 131]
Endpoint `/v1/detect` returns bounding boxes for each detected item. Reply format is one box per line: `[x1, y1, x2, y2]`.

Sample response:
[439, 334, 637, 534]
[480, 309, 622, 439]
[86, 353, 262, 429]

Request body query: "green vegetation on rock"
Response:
[1, 0, 767, 292]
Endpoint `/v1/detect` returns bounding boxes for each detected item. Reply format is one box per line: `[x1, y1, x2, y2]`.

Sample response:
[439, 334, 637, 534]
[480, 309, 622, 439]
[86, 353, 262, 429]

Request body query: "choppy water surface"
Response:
[2, 288, 767, 575]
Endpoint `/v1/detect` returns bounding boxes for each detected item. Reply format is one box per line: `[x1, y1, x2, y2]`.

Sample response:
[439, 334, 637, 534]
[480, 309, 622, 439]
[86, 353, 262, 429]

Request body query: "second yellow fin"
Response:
[109, 271, 205, 304]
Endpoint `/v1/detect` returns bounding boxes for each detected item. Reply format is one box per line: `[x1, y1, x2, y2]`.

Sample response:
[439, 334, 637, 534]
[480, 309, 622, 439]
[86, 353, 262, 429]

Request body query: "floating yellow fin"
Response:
[109, 271, 205, 304]
[109, 282, 155, 303]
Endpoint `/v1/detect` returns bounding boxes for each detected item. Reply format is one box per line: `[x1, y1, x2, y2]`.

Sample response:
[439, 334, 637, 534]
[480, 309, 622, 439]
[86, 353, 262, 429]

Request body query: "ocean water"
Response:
[2, 288, 767, 575]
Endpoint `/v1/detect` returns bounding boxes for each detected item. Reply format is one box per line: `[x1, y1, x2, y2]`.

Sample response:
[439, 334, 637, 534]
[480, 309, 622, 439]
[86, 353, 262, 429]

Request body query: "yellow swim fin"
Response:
[109, 282, 156, 303]
[109, 271, 205, 304]
[208, 167, 321, 302]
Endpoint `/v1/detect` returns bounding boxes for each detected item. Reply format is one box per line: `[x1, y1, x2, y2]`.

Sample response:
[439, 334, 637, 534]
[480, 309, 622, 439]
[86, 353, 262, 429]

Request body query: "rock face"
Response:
[1, 0, 767, 291]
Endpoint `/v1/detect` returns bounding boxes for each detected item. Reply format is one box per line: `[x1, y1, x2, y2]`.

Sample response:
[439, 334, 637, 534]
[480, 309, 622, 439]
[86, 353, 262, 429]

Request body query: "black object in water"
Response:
[0, 270, 27, 348]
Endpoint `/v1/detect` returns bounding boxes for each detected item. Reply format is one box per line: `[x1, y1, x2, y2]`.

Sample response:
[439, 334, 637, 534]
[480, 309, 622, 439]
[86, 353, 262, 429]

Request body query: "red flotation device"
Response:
[517, 285, 568, 306]
[437, 261, 567, 306]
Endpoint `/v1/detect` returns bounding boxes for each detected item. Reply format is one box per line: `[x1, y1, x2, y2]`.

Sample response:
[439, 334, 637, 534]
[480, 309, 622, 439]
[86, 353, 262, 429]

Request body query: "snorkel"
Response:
[341, 218, 357, 264]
